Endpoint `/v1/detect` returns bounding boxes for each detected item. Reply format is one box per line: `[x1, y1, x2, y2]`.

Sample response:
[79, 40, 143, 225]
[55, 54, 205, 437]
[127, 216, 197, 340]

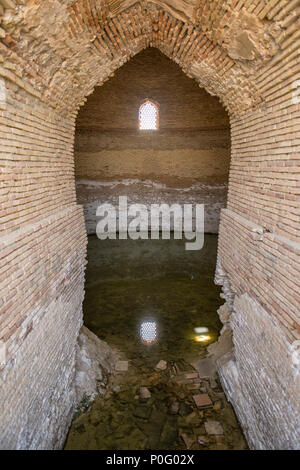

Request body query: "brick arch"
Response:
[1, 0, 279, 117]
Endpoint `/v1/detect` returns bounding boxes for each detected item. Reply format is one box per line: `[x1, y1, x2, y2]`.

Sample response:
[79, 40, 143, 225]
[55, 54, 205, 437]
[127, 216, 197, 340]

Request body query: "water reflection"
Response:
[140, 320, 157, 344]
[83, 235, 223, 364]
[195, 335, 210, 342]
[194, 326, 209, 334]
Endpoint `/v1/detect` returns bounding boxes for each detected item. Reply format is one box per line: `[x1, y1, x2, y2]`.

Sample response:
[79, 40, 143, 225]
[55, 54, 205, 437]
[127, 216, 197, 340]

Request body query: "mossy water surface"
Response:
[65, 235, 247, 450]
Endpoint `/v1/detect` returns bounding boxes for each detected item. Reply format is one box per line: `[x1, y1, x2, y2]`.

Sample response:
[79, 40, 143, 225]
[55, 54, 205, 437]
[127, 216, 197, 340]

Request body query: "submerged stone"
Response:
[181, 433, 195, 449]
[193, 393, 212, 408]
[204, 420, 224, 435]
[133, 405, 152, 420]
[191, 358, 216, 379]
[115, 361, 129, 372]
[155, 360, 167, 371]
[160, 418, 178, 448]
[139, 387, 151, 399]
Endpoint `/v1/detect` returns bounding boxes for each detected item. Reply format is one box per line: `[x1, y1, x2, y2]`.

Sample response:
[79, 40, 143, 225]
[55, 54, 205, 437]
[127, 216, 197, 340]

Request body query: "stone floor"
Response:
[64, 235, 247, 450]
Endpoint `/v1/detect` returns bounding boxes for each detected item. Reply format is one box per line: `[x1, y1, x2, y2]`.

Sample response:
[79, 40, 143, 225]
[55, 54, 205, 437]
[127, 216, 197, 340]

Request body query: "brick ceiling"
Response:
[0, 1, 298, 117]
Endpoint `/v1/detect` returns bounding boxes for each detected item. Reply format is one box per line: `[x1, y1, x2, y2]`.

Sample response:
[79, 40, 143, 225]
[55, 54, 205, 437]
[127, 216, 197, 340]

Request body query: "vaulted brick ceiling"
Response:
[0, 0, 298, 116]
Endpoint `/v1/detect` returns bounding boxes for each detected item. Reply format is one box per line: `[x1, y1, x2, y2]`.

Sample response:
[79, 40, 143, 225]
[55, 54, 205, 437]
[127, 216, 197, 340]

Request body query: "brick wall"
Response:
[215, 51, 300, 448]
[0, 79, 87, 448]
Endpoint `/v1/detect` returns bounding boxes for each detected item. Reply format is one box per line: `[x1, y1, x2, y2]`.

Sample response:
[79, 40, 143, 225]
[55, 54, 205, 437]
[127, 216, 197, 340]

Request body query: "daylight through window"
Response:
[139, 100, 158, 130]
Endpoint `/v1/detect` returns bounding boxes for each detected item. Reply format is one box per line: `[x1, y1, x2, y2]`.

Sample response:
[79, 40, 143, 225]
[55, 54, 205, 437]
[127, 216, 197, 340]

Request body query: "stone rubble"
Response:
[115, 361, 129, 372]
[139, 387, 151, 400]
[193, 393, 213, 408]
[155, 360, 167, 370]
[65, 355, 248, 450]
[75, 326, 118, 403]
[205, 421, 224, 435]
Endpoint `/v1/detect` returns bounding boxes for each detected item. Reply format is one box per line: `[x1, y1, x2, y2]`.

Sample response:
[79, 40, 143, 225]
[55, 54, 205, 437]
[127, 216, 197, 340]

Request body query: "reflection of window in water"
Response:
[194, 326, 210, 343]
[140, 321, 157, 344]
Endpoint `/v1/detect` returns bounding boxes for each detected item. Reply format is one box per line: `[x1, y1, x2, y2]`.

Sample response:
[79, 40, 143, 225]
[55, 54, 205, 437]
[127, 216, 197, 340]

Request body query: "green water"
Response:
[83, 234, 222, 365]
[65, 234, 247, 450]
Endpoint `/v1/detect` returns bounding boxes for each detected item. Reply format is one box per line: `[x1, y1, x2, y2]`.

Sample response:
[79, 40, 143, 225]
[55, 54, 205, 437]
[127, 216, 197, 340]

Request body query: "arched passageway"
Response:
[0, 0, 299, 450]
[66, 48, 237, 449]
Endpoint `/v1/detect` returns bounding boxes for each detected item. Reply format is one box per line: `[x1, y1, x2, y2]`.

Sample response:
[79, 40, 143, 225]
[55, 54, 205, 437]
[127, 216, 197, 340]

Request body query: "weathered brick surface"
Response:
[216, 209, 300, 342]
[0, 0, 299, 450]
[0, 300, 84, 449]
[0, 1, 268, 116]
[217, 293, 300, 450]
[0, 77, 87, 448]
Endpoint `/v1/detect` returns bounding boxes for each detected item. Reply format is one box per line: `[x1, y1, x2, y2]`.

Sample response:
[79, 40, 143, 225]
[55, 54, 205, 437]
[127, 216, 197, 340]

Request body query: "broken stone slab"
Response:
[115, 360, 128, 372]
[181, 433, 195, 449]
[139, 387, 151, 399]
[193, 394, 212, 408]
[207, 328, 234, 362]
[191, 358, 216, 380]
[204, 421, 224, 435]
[155, 360, 167, 370]
[184, 372, 198, 380]
[75, 326, 118, 403]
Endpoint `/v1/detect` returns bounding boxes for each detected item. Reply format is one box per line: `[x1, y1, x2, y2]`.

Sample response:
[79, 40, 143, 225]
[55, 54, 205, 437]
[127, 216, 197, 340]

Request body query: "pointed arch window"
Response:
[138, 99, 159, 130]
